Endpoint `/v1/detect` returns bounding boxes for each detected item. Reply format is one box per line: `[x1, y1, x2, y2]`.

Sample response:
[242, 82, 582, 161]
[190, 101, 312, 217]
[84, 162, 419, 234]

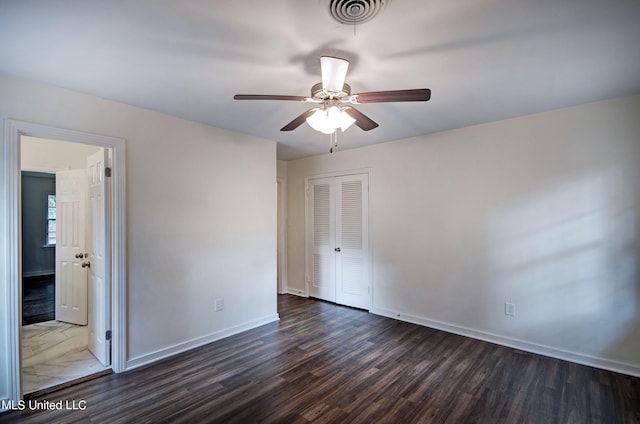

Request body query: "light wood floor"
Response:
[2, 295, 639, 423]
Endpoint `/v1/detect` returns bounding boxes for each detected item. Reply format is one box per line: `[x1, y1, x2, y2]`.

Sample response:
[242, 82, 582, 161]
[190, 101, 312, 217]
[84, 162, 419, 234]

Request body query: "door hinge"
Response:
[106, 330, 112, 341]
[105, 167, 112, 178]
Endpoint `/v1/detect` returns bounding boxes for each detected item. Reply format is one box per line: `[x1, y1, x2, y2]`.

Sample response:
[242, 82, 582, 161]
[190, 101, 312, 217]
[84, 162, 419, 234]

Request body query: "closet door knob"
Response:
[335, 247, 341, 252]
[81, 262, 91, 268]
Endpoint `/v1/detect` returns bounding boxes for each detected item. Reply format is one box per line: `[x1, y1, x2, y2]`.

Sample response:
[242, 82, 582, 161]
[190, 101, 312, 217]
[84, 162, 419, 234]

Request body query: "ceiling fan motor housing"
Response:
[324, 0, 391, 25]
[311, 82, 351, 99]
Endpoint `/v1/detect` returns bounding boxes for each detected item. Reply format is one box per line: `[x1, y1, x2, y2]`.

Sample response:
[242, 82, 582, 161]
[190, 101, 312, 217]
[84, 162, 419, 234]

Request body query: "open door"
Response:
[55, 169, 88, 325]
[87, 149, 111, 367]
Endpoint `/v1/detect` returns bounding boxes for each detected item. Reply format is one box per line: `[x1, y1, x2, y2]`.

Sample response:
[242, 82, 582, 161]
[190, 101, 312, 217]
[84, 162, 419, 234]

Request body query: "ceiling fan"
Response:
[234, 56, 431, 136]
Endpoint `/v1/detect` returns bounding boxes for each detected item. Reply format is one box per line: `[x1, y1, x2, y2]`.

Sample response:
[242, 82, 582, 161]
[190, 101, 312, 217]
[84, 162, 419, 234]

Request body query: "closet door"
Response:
[307, 173, 370, 310]
[309, 177, 336, 302]
[335, 174, 369, 309]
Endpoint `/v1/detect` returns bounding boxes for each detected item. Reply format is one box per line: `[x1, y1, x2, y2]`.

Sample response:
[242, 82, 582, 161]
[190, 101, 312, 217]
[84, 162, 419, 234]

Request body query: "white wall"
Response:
[21, 136, 100, 172]
[0, 73, 278, 402]
[286, 94, 640, 375]
[277, 160, 287, 180]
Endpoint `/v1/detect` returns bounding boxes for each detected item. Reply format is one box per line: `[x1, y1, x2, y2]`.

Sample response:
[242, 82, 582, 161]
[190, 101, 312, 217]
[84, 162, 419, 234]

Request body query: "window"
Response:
[46, 194, 56, 245]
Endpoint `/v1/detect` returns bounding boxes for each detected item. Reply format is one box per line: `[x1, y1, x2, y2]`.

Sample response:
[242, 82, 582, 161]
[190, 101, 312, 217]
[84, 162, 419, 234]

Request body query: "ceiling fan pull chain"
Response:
[329, 131, 339, 154]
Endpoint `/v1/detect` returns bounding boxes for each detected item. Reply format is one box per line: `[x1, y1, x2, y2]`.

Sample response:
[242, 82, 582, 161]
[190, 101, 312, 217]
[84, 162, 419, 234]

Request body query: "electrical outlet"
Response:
[214, 298, 224, 312]
[505, 302, 515, 317]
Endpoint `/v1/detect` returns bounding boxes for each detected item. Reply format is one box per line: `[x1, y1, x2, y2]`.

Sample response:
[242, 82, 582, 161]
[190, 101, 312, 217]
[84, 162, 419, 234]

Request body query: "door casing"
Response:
[277, 178, 288, 294]
[1, 119, 127, 403]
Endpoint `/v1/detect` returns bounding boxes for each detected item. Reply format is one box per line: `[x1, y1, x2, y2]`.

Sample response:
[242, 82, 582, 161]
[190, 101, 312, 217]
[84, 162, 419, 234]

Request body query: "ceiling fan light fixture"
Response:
[327, 105, 341, 122]
[321, 56, 349, 93]
[306, 106, 356, 134]
[339, 110, 356, 131]
[306, 108, 336, 134]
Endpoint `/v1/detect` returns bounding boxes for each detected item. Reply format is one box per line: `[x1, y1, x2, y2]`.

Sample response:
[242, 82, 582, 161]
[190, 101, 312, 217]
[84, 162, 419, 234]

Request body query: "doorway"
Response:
[277, 178, 287, 294]
[1, 119, 127, 404]
[20, 136, 109, 393]
[306, 171, 371, 310]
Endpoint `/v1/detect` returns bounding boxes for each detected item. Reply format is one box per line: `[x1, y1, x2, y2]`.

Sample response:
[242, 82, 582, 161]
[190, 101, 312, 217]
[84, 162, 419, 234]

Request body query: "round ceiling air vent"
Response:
[326, 0, 391, 25]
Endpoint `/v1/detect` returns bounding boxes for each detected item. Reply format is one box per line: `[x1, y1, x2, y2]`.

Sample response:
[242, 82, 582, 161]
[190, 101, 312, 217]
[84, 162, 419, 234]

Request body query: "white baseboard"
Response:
[287, 289, 307, 297]
[370, 307, 640, 378]
[126, 313, 280, 371]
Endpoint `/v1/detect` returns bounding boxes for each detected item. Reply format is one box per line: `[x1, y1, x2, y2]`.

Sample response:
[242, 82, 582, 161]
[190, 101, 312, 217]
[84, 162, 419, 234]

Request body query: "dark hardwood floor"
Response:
[22, 275, 55, 325]
[2, 294, 639, 423]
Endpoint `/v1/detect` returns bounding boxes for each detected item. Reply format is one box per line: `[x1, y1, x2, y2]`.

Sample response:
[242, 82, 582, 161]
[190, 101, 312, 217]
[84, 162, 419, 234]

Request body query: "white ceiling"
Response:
[1, 0, 639, 160]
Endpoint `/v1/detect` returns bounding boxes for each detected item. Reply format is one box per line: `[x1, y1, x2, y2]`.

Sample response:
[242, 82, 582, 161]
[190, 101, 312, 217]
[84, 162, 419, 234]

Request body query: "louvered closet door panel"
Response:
[335, 174, 370, 309]
[309, 178, 336, 302]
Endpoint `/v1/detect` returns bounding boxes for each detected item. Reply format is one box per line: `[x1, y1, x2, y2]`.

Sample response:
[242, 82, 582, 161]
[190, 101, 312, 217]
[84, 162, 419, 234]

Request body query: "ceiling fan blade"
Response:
[342, 106, 379, 131]
[321, 56, 349, 93]
[234, 94, 308, 101]
[353, 88, 431, 103]
[281, 109, 317, 131]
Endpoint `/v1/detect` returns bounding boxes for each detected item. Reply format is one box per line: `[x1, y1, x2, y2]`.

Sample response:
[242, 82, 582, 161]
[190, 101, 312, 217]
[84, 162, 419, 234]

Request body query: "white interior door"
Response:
[87, 149, 111, 366]
[55, 169, 88, 325]
[335, 174, 370, 309]
[309, 177, 336, 302]
[308, 173, 370, 309]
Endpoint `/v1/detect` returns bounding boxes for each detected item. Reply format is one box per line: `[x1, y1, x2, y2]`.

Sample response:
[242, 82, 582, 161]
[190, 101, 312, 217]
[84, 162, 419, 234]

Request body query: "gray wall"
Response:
[21, 172, 55, 277]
